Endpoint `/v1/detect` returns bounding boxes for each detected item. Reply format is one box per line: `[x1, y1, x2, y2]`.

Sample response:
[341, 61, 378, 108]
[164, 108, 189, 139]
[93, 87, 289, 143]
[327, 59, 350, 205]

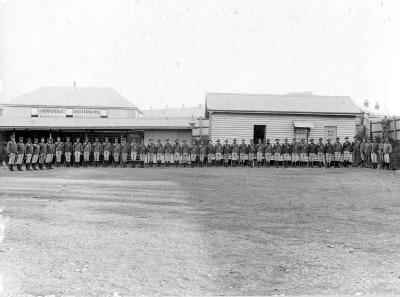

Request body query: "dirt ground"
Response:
[0, 165, 400, 296]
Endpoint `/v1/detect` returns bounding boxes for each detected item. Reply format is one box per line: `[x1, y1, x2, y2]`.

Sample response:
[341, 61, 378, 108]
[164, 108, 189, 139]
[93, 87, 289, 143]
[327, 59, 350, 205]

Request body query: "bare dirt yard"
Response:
[0, 165, 400, 296]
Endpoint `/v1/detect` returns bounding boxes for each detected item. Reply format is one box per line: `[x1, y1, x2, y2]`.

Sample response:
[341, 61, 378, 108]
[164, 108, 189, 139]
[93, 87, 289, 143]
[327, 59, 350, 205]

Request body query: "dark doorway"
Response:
[253, 125, 266, 142]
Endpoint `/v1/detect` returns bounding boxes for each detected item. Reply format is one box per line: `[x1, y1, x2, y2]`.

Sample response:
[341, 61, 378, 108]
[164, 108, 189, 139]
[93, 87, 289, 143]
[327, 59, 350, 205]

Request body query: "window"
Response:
[324, 126, 337, 142]
[100, 109, 108, 118]
[31, 108, 38, 117]
[66, 109, 73, 117]
[294, 128, 309, 143]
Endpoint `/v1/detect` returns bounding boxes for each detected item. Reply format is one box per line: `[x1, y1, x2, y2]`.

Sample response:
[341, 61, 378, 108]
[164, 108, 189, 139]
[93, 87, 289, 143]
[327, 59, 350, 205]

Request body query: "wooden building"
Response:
[206, 92, 362, 143]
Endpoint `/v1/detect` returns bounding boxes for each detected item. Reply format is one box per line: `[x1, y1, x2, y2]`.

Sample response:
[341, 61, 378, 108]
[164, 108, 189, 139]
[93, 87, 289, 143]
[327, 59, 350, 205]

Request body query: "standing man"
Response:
[333, 137, 343, 168]
[25, 138, 33, 171]
[378, 138, 384, 169]
[93, 138, 102, 167]
[102, 137, 112, 167]
[199, 141, 207, 167]
[316, 138, 325, 168]
[222, 139, 231, 167]
[120, 138, 129, 168]
[383, 137, 392, 170]
[290, 138, 299, 168]
[73, 137, 82, 167]
[6, 135, 17, 171]
[231, 139, 239, 167]
[282, 138, 290, 168]
[39, 137, 47, 170]
[31, 138, 40, 170]
[264, 139, 272, 167]
[82, 138, 92, 167]
[55, 136, 64, 167]
[324, 138, 334, 168]
[164, 139, 173, 167]
[189, 140, 198, 167]
[156, 139, 164, 167]
[248, 139, 256, 167]
[130, 139, 139, 168]
[381, 115, 390, 138]
[299, 139, 308, 168]
[45, 138, 54, 169]
[138, 139, 147, 168]
[64, 137, 73, 167]
[255, 139, 264, 167]
[206, 140, 215, 167]
[273, 139, 282, 168]
[360, 138, 367, 167]
[16, 137, 25, 171]
[308, 138, 317, 168]
[342, 137, 352, 167]
[181, 139, 190, 167]
[371, 137, 379, 169]
[173, 139, 182, 167]
[215, 140, 223, 167]
[352, 137, 361, 167]
[239, 139, 247, 167]
[147, 139, 156, 167]
[113, 138, 121, 167]
[365, 138, 372, 168]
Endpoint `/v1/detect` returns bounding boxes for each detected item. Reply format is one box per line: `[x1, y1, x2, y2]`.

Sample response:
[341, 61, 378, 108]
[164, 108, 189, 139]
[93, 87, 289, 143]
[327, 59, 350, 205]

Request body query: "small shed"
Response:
[206, 92, 362, 143]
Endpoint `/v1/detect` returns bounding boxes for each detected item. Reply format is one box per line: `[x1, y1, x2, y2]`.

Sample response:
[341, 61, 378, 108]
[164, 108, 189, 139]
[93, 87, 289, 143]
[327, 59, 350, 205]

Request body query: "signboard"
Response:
[37, 108, 101, 118]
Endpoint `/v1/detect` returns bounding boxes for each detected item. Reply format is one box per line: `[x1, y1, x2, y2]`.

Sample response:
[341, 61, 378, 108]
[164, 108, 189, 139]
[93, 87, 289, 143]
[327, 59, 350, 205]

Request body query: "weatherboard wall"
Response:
[209, 113, 356, 143]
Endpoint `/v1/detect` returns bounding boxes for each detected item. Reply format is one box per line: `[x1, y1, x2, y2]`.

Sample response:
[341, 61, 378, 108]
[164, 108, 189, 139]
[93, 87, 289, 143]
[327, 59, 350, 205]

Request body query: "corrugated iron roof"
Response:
[143, 105, 205, 119]
[5, 86, 140, 111]
[206, 93, 362, 115]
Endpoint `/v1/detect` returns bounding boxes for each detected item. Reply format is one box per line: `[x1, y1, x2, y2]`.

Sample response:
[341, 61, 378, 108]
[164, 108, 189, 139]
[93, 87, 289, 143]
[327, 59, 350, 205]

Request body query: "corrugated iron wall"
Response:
[209, 113, 356, 143]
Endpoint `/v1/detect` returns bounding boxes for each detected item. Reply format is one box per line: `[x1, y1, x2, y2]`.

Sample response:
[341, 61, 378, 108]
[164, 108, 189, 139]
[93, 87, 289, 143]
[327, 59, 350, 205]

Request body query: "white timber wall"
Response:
[209, 113, 356, 143]
[144, 129, 192, 145]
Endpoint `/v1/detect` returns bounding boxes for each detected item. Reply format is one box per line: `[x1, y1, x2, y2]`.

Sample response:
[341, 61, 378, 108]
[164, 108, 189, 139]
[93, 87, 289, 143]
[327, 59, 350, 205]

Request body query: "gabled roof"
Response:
[206, 92, 362, 115]
[143, 105, 205, 119]
[6, 86, 140, 111]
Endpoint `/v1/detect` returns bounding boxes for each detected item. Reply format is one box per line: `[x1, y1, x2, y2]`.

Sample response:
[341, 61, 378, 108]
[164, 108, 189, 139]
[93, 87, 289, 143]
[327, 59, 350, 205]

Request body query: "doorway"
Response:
[253, 125, 266, 142]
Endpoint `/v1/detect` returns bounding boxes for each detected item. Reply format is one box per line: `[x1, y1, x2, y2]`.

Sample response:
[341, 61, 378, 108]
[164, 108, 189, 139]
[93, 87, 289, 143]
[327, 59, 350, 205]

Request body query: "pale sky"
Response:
[0, 0, 399, 114]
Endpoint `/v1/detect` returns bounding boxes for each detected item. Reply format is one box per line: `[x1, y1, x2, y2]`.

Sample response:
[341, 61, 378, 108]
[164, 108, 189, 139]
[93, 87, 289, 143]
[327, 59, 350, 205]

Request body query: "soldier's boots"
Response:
[17, 164, 22, 171]
[9, 165, 14, 171]
[26, 164, 31, 171]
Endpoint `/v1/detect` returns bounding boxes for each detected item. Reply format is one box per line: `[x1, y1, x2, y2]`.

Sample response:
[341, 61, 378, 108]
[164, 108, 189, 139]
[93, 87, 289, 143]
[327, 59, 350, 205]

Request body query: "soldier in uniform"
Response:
[215, 140, 223, 167]
[155, 139, 164, 167]
[189, 140, 198, 167]
[120, 138, 129, 168]
[54, 136, 64, 167]
[64, 137, 73, 167]
[383, 137, 392, 169]
[173, 139, 182, 167]
[222, 139, 231, 167]
[352, 137, 361, 167]
[25, 138, 33, 171]
[16, 137, 25, 171]
[164, 139, 173, 167]
[102, 137, 112, 167]
[264, 139, 272, 167]
[82, 138, 91, 167]
[93, 138, 102, 167]
[73, 137, 82, 167]
[130, 139, 139, 168]
[6, 135, 17, 171]
[290, 138, 299, 167]
[255, 139, 264, 167]
[282, 138, 290, 168]
[299, 139, 308, 168]
[39, 137, 47, 170]
[324, 138, 334, 168]
[147, 139, 156, 167]
[360, 138, 367, 167]
[307, 138, 317, 168]
[113, 138, 121, 167]
[333, 137, 343, 168]
[248, 139, 256, 167]
[371, 137, 379, 169]
[342, 136, 352, 167]
[138, 139, 147, 168]
[181, 139, 190, 167]
[31, 138, 40, 170]
[378, 138, 384, 169]
[316, 138, 325, 168]
[198, 141, 207, 167]
[365, 138, 372, 168]
[239, 139, 247, 167]
[45, 138, 54, 169]
[231, 138, 239, 167]
[206, 140, 215, 167]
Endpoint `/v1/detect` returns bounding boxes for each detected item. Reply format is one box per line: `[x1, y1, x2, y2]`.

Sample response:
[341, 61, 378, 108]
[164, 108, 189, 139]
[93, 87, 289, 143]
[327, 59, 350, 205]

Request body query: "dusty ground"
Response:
[0, 165, 400, 296]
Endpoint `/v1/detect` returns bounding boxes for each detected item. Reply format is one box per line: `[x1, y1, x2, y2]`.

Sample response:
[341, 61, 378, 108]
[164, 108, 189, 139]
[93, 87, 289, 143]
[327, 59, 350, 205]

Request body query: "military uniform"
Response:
[290, 139, 299, 167]
[164, 140, 173, 167]
[299, 140, 308, 167]
[73, 138, 82, 167]
[138, 141, 147, 167]
[371, 138, 379, 168]
[352, 139, 361, 167]
[383, 139, 392, 169]
[25, 139, 33, 171]
[103, 139, 112, 166]
[378, 140, 384, 168]
[231, 139, 239, 167]
[222, 140, 231, 167]
[206, 141, 215, 166]
[282, 139, 290, 167]
[6, 136, 17, 171]
[255, 139, 264, 167]
[215, 140, 223, 166]
[199, 142, 207, 167]
[316, 139, 325, 167]
[264, 140, 272, 167]
[32, 139, 40, 170]
[130, 141, 139, 167]
[247, 140, 256, 167]
[273, 140, 282, 167]
[173, 140, 182, 167]
[39, 138, 47, 169]
[333, 138, 343, 167]
[324, 140, 334, 168]
[93, 139, 102, 166]
[147, 139, 156, 167]
[16, 137, 25, 171]
[239, 139, 248, 167]
[360, 139, 367, 166]
[342, 137, 352, 167]
[365, 139, 372, 168]
[181, 140, 190, 167]
[55, 137, 64, 166]
[308, 139, 317, 167]
[156, 140, 164, 167]
[45, 138, 54, 169]
[189, 141, 199, 167]
[120, 138, 129, 167]
[64, 138, 73, 166]
[113, 139, 121, 166]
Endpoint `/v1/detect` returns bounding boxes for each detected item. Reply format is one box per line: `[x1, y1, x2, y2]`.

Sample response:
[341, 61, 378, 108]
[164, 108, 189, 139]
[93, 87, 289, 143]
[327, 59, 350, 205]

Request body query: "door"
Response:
[324, 126, 337, 142]
[253, 125, 266, 142]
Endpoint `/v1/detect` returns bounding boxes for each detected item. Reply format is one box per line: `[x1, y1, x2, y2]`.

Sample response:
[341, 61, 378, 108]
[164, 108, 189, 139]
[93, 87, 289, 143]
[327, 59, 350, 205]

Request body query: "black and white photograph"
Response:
[0, 0, 400, 296]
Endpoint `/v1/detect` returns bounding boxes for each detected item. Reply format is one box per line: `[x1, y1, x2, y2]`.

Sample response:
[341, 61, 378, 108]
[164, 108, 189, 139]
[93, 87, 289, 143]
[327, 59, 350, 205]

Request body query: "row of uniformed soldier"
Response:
[5, 135, 393, 171]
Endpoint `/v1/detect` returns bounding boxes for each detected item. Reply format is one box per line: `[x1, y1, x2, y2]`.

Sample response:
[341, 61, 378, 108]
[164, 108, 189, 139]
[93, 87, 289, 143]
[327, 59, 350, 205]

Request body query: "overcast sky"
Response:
[1, 0, 399, 114]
